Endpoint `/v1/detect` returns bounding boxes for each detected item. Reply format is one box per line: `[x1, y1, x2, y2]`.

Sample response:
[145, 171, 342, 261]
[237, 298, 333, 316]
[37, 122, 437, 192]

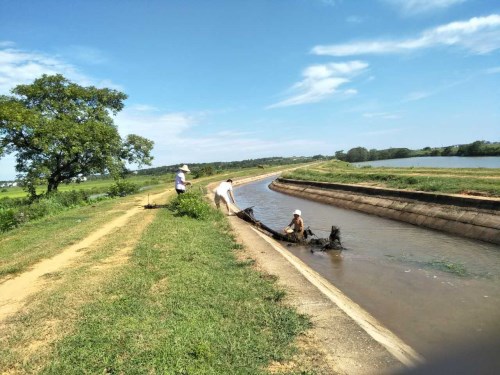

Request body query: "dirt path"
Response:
[0, 190, 169, 323]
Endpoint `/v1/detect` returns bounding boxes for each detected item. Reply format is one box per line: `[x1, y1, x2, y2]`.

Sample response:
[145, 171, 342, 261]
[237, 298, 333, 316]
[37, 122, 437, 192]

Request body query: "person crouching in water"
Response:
[284, 209, 305, 241]
[214, 179, 237, 215]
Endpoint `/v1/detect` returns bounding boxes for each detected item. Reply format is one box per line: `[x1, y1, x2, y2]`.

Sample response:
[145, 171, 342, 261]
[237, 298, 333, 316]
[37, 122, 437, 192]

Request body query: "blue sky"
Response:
[1, 0, 499, 180]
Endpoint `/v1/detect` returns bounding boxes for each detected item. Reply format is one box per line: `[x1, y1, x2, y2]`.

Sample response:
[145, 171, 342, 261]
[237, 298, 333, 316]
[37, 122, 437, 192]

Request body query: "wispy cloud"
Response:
[383, 0, 467, 15]
[116, 108, 196, 141]
[346, 16, 364, 24]
[361, 127, 404, 136]
[319, 0, 340, 6]
[312, 14, 500, 56]
[268, 61, 368, 108]
[115, 106, 328, 168]
[363, 112, 402, 119]
[0, 41, 15, 48]
[403, 91, 432, 102]
[0, 43, 120, 94]
[129, 104, 160, 112]
[485, 66, 500, 74]
[62, 45, 109, 65]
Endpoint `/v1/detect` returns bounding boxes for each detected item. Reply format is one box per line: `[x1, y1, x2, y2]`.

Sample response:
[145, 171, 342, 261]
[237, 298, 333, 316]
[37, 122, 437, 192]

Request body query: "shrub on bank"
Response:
[169, 190, 213, 220]
[0, 190, 99, 233]
[107, 180, 139, 197]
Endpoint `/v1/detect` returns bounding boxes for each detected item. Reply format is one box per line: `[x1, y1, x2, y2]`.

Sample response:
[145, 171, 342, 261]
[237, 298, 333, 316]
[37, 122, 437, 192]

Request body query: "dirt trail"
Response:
[0, 190, 169, 322]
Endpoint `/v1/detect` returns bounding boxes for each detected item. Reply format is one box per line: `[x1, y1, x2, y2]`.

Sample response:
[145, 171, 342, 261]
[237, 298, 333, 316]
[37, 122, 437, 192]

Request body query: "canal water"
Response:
[234, 176, 500, 359]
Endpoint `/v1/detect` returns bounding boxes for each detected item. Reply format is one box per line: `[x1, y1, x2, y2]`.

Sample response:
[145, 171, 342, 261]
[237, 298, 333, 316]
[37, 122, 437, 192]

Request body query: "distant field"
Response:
[0, 175, 173, 199]
[0, 163, 297, 199]
[283, 160, 500, 197]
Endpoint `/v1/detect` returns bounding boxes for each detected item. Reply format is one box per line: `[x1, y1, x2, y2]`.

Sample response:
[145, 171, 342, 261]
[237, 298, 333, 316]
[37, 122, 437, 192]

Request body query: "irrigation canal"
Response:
[234, 176, 500, 360]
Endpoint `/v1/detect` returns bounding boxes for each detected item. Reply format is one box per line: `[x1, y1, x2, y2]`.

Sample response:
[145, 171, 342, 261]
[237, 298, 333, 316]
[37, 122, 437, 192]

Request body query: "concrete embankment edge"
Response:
[270, 178, 500, 245]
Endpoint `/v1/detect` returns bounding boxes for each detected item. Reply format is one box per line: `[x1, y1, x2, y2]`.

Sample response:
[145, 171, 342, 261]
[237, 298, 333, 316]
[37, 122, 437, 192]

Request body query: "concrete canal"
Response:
[234, 176, 500, 360]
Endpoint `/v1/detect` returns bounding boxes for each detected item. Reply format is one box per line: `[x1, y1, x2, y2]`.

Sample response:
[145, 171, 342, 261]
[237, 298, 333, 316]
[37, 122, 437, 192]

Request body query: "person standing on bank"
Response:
[214, 179, 237, 215]
[175, 164, 191, 194]
[284, 209, 305, 240]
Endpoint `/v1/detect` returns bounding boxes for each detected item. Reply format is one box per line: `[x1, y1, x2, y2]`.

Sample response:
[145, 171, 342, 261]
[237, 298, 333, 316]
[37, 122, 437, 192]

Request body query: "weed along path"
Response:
[0, 189, 170, 323]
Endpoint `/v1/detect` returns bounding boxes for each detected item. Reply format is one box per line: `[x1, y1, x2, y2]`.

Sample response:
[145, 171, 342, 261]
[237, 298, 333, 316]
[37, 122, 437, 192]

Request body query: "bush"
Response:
[0, 208, 18, 232]
[169, 190, 212, 220]
[107, 180, 139, 197]
[0, 190, 95, 233]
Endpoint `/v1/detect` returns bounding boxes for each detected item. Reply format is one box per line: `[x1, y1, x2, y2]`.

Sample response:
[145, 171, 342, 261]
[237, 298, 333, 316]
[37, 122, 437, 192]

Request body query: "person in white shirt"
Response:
[175, 164, 191, 194]
[214, 179, 236, 215]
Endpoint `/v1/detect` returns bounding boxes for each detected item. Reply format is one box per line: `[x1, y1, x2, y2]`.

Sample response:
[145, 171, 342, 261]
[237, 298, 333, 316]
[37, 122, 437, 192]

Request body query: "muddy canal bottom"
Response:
[235, 177, 500, 359]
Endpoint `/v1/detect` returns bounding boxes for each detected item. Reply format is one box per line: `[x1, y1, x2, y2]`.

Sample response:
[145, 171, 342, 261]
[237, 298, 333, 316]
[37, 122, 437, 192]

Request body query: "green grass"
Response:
[0, 175, 169, 199]
[283, 161, 500, 197]
[0, 164, 318, 374]
[41, 199, 310, 374]
[0, 186, 164, 280]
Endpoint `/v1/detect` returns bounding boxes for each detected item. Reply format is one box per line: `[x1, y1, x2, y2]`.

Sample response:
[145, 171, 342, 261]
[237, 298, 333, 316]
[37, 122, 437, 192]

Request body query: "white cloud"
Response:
[383, 0, 466, 15]
[116, 108, 195, 142]
[319, 0, 340, 6]
[312, 14, 500, 56]
[115, 107, 328, 169]
[0, 41, 15, 48]
[63, 45, 109, 65]
[404, 91, 432, 101]
[361, 127, 404, 136]
[363, 112, 401, 119]
[344, 88, 358, 95]
[486, 66, 500, 74]
[0, 43, 120, 94]
[129, 104, 160, 112]
[268, 61, 368, 108]
[346, 16, 364, 24]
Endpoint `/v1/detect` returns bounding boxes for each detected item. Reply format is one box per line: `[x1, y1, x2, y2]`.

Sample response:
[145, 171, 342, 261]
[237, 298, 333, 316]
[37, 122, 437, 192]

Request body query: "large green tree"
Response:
[0, 74, 154, 195]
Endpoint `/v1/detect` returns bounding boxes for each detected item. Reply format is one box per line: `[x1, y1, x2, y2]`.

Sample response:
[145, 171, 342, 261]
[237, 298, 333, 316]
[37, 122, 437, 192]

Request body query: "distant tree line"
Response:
[335, 141, 500, 163]
[135, 155, 328, 178]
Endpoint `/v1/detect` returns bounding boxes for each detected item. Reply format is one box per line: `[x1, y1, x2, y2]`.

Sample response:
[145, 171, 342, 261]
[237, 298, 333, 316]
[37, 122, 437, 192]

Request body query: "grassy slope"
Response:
[283, 161, 500, 197]
[0, 190, 155, 280]
[1, 165, 316, 374]
[42, 208, 309, 374]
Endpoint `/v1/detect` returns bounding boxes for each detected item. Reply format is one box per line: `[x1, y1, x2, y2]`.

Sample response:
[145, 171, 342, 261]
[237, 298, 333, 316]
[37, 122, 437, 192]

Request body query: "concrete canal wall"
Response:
[270, 178, 500, 245]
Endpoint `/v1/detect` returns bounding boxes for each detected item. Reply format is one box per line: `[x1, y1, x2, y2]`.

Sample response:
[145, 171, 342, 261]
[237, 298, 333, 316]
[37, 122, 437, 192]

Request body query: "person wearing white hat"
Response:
[284, 209, 304, 239]
[175, 164, 191, 194]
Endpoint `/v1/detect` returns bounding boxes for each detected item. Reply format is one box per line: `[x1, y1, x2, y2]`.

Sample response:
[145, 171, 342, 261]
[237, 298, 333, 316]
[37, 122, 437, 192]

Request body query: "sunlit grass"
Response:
[0, 175, 170, 199]
[283, 162, 500, 197]
[41, 198, 310, 374]
[0, 163, 318, 374]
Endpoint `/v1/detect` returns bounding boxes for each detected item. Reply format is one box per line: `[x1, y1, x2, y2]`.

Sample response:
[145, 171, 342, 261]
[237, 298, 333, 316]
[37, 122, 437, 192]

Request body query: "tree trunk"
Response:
[47, 175, 60, 193]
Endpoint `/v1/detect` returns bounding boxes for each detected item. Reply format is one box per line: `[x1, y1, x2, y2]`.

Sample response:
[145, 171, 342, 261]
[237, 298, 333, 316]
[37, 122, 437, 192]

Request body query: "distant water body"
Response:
[354, 156, 500, 169]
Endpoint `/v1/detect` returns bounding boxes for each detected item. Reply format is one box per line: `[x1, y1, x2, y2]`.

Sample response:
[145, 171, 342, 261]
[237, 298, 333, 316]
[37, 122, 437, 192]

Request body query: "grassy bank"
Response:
[1, 166, 318, 374]
[0, 164, 302, 279]
[45, 200, 309, 374]
[283, 160, 500, 197]
[0, 193, 145, 280]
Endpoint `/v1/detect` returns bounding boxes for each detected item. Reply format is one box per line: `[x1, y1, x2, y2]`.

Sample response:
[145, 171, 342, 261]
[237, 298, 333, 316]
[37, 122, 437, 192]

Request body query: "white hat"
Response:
[293, 209, 301, 216]
[179, 164, 190, 172]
